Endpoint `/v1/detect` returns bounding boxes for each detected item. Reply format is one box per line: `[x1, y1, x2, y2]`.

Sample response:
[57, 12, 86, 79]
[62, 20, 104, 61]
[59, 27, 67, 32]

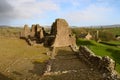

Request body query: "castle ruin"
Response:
[21, 18, 76, 48]
[20, 18, 120, 80]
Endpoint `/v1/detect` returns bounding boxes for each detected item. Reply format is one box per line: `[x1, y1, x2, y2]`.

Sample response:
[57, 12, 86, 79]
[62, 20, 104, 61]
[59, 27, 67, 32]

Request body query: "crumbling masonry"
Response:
[21, 18, 76, 47]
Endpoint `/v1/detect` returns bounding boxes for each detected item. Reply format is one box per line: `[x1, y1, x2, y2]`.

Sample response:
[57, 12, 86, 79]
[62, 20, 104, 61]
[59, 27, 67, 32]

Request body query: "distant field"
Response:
[105, 27, 120, 35]
[72, 27, 120, 41]
[77, 39, 120, 73]
[0, 27, 22, 38]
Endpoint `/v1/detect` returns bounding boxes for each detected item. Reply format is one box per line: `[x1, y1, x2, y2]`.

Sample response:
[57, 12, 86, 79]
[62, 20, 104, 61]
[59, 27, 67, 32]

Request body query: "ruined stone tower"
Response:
[51, 18, 76, 47]
[20, 24, 30, 38]
[30, 24, 36, 37]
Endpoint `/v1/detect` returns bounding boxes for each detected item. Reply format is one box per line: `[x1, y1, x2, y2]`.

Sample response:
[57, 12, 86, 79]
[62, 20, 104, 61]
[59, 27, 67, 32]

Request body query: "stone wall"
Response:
[30, 24, 36, 37]
[51, 19, 76, 47]
[20, 24, 30, 38]
[30, 24, 44, 39]
[78, 46, 120, 80]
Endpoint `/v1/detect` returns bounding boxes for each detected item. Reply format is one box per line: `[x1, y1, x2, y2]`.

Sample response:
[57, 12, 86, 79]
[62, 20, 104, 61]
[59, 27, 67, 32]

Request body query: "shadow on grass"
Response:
[57, 49, 76, 56]
[12, 71, 22, 76]
[51, 49, 88, 71]
[0, 73, 12, 80]
[76, 40, 95, 46]
[106, 48, 120, 65]
[100, 41, 118, 46]
[20, 38, 31, 46]
[29, 61, 47, 76]
[56, 48, 79, 60]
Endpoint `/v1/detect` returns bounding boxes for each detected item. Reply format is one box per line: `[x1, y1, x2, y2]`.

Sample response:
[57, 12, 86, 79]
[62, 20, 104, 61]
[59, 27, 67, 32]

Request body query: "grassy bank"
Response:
[77, 39, 120, 73]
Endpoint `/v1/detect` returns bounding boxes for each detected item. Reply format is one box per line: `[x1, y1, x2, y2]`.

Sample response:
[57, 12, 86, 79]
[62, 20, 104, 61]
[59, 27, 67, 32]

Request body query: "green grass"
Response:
[107, 27, 120, 35]
[107, 41, 120, 45]
[0, 27, 22, 38]
[77, 38, 120, 73]
[0, 38, 49, 62]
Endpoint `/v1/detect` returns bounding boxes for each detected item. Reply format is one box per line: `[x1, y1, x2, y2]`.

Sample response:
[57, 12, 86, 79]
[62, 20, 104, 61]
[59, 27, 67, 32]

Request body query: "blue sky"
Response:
[0, 0, 120, 27]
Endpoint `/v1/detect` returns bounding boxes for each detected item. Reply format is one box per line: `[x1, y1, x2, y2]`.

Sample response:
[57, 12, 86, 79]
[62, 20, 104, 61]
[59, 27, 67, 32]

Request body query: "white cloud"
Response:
[62, 4, 113, 25]
[1, 0, 117, 26]
[7, 0, 59, 19]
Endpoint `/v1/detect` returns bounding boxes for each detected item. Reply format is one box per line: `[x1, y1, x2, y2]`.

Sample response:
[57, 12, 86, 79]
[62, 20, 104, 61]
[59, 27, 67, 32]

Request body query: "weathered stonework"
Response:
[21, 18, 76, 48]
[85, 32, 92, 40]
[79, 46, 120, 80]
[39, 28, 44, 41]
[21, 24, 45, 46]
[51, 19, 76, 47]
[30, 24, 36, 37]
[20, 24, 30, 38]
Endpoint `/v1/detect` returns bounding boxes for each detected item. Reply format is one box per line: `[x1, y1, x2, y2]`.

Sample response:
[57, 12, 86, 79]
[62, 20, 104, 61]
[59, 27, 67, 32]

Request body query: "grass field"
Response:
[77, 39, 120, 73]
[105, 27, 120, 35]
[0, 27, 22, 38]
[72, 27, 120, 41]
[0, 38, 50, 79]
[0, 38, 49, 62]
